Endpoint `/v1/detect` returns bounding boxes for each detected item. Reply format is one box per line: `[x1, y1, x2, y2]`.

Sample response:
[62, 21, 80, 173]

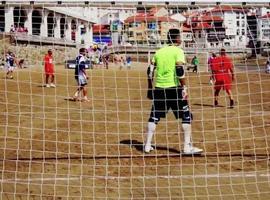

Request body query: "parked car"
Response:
[65, 59, 92, 69]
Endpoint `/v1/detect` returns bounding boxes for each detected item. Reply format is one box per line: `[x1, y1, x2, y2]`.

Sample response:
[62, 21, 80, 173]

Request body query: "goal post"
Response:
[0, 0, 270, 199]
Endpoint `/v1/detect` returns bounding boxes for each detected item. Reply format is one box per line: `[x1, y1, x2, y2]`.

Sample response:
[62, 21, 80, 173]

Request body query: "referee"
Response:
[145, 29, 203, 155]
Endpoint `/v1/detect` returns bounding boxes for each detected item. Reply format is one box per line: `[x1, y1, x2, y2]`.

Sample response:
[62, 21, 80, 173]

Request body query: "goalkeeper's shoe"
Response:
[183, 144, 203, 155]
[144, 144, 154, 153]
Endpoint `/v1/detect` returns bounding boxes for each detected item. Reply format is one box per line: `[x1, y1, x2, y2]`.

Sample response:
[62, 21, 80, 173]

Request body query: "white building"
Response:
[98, 7, 136, 25]
[257, 7, 270, 48]
[91, 7, 136, 45]
[206, 5, 249, 48]
[0, 6, 95, 46]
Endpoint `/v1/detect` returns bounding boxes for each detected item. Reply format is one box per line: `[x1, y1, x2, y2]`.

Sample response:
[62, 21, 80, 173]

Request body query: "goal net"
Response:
[0, 0, 269, 199]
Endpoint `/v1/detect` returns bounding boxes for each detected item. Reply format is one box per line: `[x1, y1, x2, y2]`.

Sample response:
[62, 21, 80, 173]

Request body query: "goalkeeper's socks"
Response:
[182, 123, 191, 147]
[145, 122, 156, 153]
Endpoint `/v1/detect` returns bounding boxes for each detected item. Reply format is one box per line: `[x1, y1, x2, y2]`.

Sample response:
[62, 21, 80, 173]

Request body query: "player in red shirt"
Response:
[44, 49, 55, 88]
[211, 49, 235, 108]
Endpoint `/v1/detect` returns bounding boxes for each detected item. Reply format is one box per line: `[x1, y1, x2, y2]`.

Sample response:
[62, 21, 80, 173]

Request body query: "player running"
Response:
[5, 51, 15, 79]
[211, 48, 235, 108]
[72, 48, 89, 102]
[44, 49, 55, 88]
[144, 29, 203, 155]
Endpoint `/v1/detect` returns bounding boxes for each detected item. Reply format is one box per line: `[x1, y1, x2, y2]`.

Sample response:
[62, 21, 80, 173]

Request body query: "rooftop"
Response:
[260, 13, 270, 19]
[192, 15, 223, 22]
[124, 16, 177, 23]
[93, 24, 110, 34]
[208, 5, 248, 13]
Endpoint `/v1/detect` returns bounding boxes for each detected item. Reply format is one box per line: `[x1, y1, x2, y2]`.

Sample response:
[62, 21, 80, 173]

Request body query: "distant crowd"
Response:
[10, 25, 28, 34]
[87, 44, 132, 70]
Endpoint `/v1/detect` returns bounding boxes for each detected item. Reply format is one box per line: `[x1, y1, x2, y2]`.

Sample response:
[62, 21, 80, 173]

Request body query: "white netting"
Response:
[0, 0, 269, 199]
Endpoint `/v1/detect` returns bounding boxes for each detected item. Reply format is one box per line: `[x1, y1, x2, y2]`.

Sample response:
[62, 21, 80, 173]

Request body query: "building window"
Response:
[81, 27, 86, 35]
[224, 42, 230, 46]
[237, 21, 240, 27]
[128, 31, 133, 37]
[147, 22, 157, 30]
[237, 29, 240, 35]
[242, 29, 245, 35]
[131, 22, 140, 27]
[112, 23, 118, 31]
[198, 31, 201, 38]
[136, 32, 142, 39]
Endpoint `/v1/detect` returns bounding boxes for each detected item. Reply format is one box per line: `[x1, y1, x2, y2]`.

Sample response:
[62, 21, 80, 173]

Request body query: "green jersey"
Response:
[152, 45, 186, 88]
[192, 57, 199, 65]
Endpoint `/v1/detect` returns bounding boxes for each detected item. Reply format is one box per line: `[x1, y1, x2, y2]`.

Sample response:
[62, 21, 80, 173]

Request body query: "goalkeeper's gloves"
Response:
[181, 85, 188, 100]
[147, 64, 155, 79]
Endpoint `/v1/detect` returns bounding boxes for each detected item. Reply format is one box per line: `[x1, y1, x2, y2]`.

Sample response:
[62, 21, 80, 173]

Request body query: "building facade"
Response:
[181, 6, 249, 49]
[124, 7, 181, 45]
[0, 6, 95, 46]
[257, 7, 270, 50]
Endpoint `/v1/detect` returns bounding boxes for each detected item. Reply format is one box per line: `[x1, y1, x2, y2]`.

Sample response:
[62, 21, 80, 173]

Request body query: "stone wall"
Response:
[0, 38, 78, 66]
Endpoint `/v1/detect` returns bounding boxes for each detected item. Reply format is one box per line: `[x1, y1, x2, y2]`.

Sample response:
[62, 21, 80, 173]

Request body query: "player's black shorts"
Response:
[149, 87, 191, 122]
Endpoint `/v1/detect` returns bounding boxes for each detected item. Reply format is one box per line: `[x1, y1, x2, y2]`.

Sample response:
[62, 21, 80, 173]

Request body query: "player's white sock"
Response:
[74, 91, 79, 97]
[145, 122, 156, 152]
[182, 123, 192, 148]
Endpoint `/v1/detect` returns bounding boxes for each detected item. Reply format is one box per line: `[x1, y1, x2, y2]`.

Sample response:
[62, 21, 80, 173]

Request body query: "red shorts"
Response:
[214, 77, 231, 91]
[45, 67, 54, 75]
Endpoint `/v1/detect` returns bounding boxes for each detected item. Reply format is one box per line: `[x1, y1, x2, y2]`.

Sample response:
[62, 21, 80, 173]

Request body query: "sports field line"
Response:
[0, 173, 269, 183]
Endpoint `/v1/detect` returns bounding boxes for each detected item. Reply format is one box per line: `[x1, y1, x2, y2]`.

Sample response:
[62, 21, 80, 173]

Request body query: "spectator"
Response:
[17, 26, 24, 33]
[5, 51, 15, 79]
[102, 54, 110, 70]
[119, 55, 126, 70]
[9, 25, 15, 33]
[17, 59, 25, 68]
[191, 55, 199, 73]
[266, 57, 270, 74]
[126, 56, 131, 70]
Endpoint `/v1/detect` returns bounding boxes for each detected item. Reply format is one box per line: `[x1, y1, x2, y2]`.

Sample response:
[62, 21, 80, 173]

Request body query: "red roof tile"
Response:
[192, 22, 212, 30]
[209, 5, 247, 13]
[260, 13, 270, 19]
[124, 15, 177, 23]
[192, 15, 223, 22]
[93, 24, 110, 34]
[182, 26, 191, 32]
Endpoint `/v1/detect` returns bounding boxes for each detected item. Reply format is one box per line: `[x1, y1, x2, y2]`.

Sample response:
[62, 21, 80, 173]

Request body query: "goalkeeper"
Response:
[144, 29, 203, 155]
